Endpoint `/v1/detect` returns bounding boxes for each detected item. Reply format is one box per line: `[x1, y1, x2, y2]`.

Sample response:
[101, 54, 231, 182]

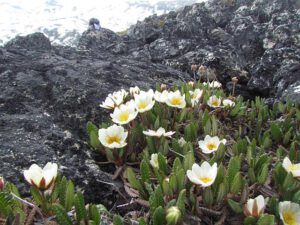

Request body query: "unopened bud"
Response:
[198, 65, 207, 74]
[232, 77, 238, 83]
[191, 64, 198, 72]
[188, 81, 195, 87]
[166, 206, 181, 225]
[129, 86, 140, 96]
[160, 83, 167, 91]
[0, 177, 4, 191]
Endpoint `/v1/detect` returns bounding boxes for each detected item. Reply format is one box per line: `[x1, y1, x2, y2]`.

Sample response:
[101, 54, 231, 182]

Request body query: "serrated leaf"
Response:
[113, 215, 124, 225]
[257, 214, 275, 225]
[30, 187, 43, 206]
[52, 204, 72, 225]
[74, 192, 87, 223]
[127, 167, 142, 191]
[183, 151, 195, 172]
[176, 189, 186, 216]
[216, 183, 227, 203]
[230, 172, 243, 194]
[86, 121, 98, 135]
[89, 205, 100, 225]
[228, 199, 243, 214]
[227, 156, 241, 185]
[153, 206, 166, 225]
[140, 159, 150, 183]
[270, 122, 282, 142]
[203, 187, 213, 206]
[257, 163, 269, 184]
[64, 181, 74, 211]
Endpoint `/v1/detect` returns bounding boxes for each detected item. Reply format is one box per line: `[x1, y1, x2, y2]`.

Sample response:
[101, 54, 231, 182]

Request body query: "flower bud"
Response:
[232, 76, 238, 83]
[166, 206, 181, 225]
[188, 81, 195, 87]
[160, 83, 167, 91]
[191, 64, 198, 72]
[178, 137, 186, 147]
[129, 86, 140, 96]
[198, 65, 207, 75]
[0, 177, 4, 191]
[243, 195, 266, 218]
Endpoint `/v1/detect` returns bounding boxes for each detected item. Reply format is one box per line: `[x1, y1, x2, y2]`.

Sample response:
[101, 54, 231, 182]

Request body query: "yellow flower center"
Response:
[283, 211, 296, 225]
[289, 164, 300, 172]
[212, 100, 220, 107]
[170, 97, 182, 106]
[106, 135, 121, 145]
[200, 176, 212, 184]
[118, 112, 129, 122]
[138, 101, 148, 109]
[207, 142, 217, 151]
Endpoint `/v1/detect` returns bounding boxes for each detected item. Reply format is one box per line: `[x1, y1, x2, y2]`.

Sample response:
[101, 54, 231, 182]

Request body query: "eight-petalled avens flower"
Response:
[154, 90, 169, 103]
[166, 90, 186, 109]
[282, 157, 300, 178]
[24, 162, 58, 190]
[223, 99, 235, 107]
[279, 201, 300, 225]
[100, 89, 128, 109]
[207, 95, 222, 108]
[134, 89, 155, 113]
[143, 127, 175, 138]
[187, 162, 217, 187]
[198, 135, 226, 154]
[189, 88, 203, 107]
[243, 195, 267, 218]
[110, 100, 138, 125]
[98, 124, 128, 149]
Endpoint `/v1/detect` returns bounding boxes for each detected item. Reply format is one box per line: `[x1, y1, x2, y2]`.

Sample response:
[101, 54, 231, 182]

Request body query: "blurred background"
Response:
[0, 0, 205, 46]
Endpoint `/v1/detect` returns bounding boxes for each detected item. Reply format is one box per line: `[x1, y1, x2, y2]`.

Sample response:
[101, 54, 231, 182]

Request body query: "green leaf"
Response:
[139, 218, 147, 225]
[153, 206, 166, 225]
[90, 130, 100, 149]
[113, 215, 124, 225]
[140, 159, 150, 183]
[203, 187, 213, 206]
[127, 167, 142, 191]
[86, 121, 98, 135]
[158, 153, 168, 175]
[89, 205, 100, 225]
[183, 151, 195, 172]
[257, 214, 275, 225]
[257, 163, 269, 184]
[176, 189, 186, 216]
[30, 187, 43, 206]
[52, 204, 72, 225]
[64, 181, 74, 211]
[216, 183, 227, 203]
[270, 122, 282, 142]
[74, 192, 87, 223]
[230, 172, 243, 194]
[244, 216, 257, 225]
[227, 199, 243, 214]
[227, 156, 241, 185]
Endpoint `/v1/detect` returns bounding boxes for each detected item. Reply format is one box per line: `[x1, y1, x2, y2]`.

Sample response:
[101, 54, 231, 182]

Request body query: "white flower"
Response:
[188, 81, 195, 87]
[282, 157, 300, 178]
[154, 90, 169, 103]
[243, 195, 266, 217]
[203, 81, 222, 88]
[24, 162, 58, 190]
[134, 89, 155, 113]
[187, 162, 218, 187]
[143, 127, 175, 138]
[198, 135, 226, 154]
[129, 86, 140, 96]
[207, 95, 222, 108]
[100, 89, 128, 109]
[150, 153, 159, 169]
[100, 96, 116, 109]
[98, 124, 128, 149]
[166, 90, 186, 109]
[279, 201, 300, 225]
[223, 99, 235, 107]
[189, 89, 203, 107]
[178, 137, 187, 147]
[110, 100, 138, 125]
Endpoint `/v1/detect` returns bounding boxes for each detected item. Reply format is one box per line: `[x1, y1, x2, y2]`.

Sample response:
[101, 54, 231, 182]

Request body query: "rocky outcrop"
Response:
[0, 0, 299, 204]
